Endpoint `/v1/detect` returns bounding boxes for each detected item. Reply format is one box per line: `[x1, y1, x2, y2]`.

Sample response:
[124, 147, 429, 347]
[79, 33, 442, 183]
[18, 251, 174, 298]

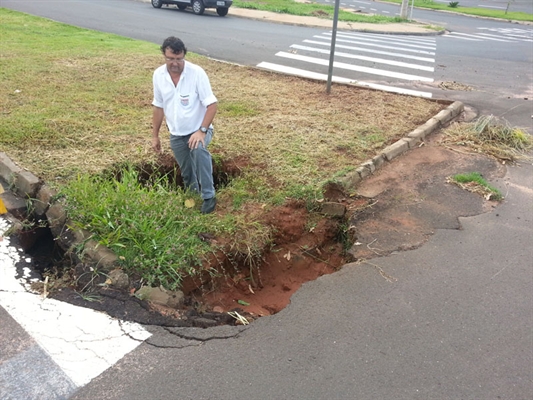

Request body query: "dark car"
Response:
[151, 0, 232, 16]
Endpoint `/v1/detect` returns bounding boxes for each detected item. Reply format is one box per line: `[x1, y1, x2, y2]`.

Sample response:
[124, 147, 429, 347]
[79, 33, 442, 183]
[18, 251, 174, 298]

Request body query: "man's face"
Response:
[164, 49, 185, 74]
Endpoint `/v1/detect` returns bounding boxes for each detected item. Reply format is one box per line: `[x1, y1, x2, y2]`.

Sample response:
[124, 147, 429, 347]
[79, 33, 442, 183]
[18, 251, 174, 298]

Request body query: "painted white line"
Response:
[314, 35, 436, 55]
[335, 32, 437, 50]
[275, 51, 434, 82]
[352, 1, 371, 4]
[383, 11, 390, 13]
[449, 32, 512, 42]
[0, 217, 151, 388]
[256, 62, 433, 98]
[444, 34, 483, 41]
[304, 39, 436, 62]
[479, 5, 506, 9]
[475, 32, 522, 41]
[341, 31, 437, 46]
[257, 62, 355, 83]
[290, 44, 435, 71]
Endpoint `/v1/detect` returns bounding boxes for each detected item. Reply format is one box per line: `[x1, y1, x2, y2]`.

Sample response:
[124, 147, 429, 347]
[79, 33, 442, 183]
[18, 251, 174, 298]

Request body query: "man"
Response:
[151, 36, 218, 214]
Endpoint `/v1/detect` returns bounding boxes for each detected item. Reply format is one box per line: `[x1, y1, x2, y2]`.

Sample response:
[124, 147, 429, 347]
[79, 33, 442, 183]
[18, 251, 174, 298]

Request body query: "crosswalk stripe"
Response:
[444, 34, 483, 41]
[314, 35, 436, 55]
[290, 44, 435, 72]
[275, 51, 434, 82]
[340, 31, 437, 47]
[256, 62, 433, 98]
[335, 32, 437, 50]
[447, 32, 513, 42]
[474, 32, 522, 41]
[304, 39, 436, 62]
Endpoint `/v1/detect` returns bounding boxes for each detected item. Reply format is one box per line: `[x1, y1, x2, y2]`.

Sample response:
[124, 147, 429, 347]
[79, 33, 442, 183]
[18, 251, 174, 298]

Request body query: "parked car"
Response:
[151, 0, 232, 17]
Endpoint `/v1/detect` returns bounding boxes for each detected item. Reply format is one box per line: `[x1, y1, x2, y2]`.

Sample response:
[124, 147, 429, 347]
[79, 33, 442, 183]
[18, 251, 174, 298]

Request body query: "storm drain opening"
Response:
[12, 158, 362, 328]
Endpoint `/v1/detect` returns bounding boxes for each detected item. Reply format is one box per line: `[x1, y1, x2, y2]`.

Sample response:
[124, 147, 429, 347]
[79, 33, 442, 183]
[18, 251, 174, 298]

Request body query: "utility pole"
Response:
[400, 0, 409, 19]
[326, 0, 341, 94]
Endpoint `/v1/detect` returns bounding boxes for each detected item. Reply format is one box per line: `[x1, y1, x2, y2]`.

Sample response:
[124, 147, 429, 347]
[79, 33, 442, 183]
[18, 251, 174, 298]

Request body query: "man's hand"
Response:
[152, 136, 162, 154]
[188, 130, 206, 149]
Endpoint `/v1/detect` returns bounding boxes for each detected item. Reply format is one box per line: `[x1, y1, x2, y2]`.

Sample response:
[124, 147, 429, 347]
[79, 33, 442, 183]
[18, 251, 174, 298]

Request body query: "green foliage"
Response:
[451, 172, 503, 201]
[60, 165, 232, 290]
[378, 0, 533, 21]
[448, 1, 459, 8]
[233, 0, 405, 23]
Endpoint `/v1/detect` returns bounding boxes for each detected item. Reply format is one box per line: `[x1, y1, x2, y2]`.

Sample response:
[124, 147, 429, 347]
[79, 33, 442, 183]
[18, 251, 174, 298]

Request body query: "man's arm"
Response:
[152, 106, 164, 154]
[189, 102, 218, 149]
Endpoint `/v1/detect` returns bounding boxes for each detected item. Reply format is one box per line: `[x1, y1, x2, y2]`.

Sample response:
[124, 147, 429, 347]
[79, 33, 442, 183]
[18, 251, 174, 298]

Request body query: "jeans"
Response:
[169, 129, 215, 200]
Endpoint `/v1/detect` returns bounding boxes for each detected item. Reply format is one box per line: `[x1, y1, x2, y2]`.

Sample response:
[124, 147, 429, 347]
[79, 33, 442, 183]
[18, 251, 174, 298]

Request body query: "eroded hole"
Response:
[14, 158, 358, 328]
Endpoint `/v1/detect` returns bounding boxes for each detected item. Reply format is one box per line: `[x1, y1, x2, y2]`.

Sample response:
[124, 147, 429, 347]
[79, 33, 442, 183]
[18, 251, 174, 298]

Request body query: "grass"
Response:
[1, 8, 446, 290]
[233, 0, 406, 23]
[442, 115, 533, 163]
[448, 172, 503, 201]
[379, 0, 533, 22]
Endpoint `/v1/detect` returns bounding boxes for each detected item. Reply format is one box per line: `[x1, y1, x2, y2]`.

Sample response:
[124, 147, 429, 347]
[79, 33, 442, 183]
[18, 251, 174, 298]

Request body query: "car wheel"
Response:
[177, 4, 187, 10]
[192, 0, 205, 15]
[151, 0, 163, 8]
[216, 7, 228, 16]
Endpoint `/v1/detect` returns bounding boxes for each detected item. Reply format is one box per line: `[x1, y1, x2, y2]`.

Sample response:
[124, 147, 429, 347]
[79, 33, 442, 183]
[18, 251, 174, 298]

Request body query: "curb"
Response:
[337, 100, 464, 190]
[0, 100, 464, 272]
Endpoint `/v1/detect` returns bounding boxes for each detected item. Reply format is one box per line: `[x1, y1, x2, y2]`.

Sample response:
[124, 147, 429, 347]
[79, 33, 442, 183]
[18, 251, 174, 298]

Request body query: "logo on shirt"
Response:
[180, 94, 190, 107]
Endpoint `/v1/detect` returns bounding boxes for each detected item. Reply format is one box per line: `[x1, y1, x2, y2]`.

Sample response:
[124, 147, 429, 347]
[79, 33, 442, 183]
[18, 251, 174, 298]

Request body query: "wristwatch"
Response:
[200, 126, 208, 134]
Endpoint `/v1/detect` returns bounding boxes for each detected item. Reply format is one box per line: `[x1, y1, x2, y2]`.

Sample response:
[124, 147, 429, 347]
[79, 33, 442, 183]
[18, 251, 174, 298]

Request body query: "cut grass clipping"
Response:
[447, 172, 503, 201]
[1, 9, 445, 290]
[442, 115, 533, 163]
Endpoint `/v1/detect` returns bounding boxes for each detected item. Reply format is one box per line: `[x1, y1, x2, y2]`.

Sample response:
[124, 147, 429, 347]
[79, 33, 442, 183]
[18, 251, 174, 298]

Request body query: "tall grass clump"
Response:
[59, 165, 232, 290]
[443, 115, 533, 162]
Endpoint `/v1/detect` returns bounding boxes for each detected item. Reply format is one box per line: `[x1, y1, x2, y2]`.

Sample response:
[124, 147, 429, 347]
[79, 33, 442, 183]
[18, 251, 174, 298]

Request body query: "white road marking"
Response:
[256, 62, 433, 98]
[0, 217, 151, 388]
[275, 51, 434, 82]
[335, 32, 437, 50]
[479, 5, 506, 9]
[290, 44, 435, 71]
[304, 39, 436, 62]
[314, 35, 436, 55]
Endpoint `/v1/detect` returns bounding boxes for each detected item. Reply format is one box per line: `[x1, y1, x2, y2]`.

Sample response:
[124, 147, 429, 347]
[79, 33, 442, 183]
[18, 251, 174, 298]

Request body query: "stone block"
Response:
[320, 202, 346, 217]
[14, 170, 41, 198]
[0, 152, 22, 183]
[382, 139, 409, 161]
[34, 185, 57, 216]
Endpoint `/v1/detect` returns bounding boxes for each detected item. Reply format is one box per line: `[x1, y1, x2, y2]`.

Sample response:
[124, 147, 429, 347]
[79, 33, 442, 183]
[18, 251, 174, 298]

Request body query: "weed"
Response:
[448, 1, 459, 8]
[448, 172, 503, 201]
[442, 115, 533, 162]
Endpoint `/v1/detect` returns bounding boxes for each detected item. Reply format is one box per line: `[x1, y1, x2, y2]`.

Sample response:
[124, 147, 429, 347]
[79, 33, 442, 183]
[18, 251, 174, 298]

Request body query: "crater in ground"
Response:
[18, 134, 504, 327]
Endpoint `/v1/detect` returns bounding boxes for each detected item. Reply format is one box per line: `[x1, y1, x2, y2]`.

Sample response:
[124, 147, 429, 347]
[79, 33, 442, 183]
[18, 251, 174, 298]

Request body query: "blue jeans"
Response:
[169, 130, 215, 200]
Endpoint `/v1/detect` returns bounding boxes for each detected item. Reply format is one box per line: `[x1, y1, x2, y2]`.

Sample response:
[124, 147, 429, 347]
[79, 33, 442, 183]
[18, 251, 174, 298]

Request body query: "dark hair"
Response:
[160, 36, 187, 56]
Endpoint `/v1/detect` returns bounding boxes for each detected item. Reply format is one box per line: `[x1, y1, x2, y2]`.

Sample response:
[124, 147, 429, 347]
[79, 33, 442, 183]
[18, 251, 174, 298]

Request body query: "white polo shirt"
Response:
[152, 61, 217, 136]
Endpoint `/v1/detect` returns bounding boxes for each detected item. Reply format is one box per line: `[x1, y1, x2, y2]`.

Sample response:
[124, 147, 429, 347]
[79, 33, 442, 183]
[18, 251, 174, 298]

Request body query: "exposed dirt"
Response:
[21, 132, 504, 327]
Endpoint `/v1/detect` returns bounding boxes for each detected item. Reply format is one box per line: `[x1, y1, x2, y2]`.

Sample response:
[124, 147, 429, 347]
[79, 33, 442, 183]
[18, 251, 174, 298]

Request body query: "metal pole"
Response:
[326, 0, 341, 94]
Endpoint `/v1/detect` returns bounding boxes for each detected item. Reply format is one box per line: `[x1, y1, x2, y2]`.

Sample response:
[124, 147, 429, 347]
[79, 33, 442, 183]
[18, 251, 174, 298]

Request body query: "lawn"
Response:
[0, 8, 446, 290]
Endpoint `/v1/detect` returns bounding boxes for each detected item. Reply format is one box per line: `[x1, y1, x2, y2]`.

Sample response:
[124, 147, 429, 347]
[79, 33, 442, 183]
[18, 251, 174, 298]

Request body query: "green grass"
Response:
[0, 8, 445, 290]
[60, 165, 239, 290]
[379, 0, 533, 22]
[233, 0, 405, 23]
[450, 172, 503, 201]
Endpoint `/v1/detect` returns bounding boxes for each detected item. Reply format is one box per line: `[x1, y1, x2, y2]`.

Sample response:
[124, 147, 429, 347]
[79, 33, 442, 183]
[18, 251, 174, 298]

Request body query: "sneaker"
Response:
[201, 197, 217, 214]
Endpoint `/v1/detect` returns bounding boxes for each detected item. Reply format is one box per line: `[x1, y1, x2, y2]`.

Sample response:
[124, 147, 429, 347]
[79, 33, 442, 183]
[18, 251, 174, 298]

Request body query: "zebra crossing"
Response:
[257, 31, 437, 98]
[444, 27, 533, 42]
